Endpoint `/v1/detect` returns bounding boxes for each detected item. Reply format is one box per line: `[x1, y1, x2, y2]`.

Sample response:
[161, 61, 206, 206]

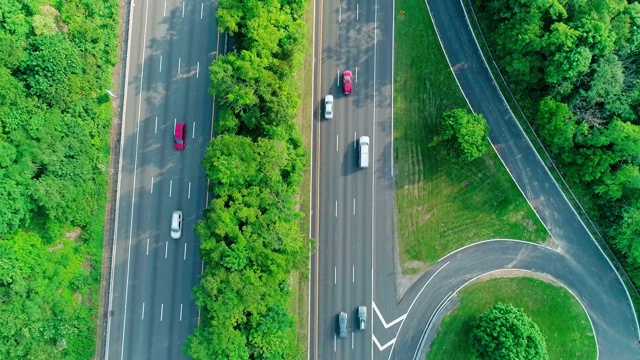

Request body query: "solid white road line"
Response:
[119, 1, 151, 357]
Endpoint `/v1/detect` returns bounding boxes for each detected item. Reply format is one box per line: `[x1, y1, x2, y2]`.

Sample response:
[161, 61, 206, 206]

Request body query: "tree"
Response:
[612, 204, 640, 263]
[470, 302, 548, 360]
[587, 54, 625, 106]
[536, 97, 577, 157]
[440, 108, 490, 162]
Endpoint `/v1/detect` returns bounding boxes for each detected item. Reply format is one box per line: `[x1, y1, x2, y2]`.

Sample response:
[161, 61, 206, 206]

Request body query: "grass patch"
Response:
[427, 277, 596, 360]
[287, 3, 315, 354]
[393, 0, 549, 273]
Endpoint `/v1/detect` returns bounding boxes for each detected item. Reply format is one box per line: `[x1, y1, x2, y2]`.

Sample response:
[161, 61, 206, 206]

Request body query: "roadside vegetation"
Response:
[393, 0, 548, 272]
[470, 0, 640, 289]
[288, 0, 317, 352]
[427, 277, 596, 360]
[0, 0, 119, 358]
[183, 0, 310, 357]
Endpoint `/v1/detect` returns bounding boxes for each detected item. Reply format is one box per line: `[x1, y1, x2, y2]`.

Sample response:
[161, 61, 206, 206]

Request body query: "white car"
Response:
[171, 211, 183, 239]
[324, 95, 334, 119]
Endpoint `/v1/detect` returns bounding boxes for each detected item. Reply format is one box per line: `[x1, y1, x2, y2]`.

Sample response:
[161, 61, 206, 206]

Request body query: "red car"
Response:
[343, 70, 353, 95]
[174, 122, 186, 150]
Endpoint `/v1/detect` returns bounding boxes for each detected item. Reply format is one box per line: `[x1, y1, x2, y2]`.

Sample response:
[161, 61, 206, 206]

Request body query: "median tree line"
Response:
[183, 0, 309, 358]
[0, 0, 119, 358]
[472, 0, 640, 284]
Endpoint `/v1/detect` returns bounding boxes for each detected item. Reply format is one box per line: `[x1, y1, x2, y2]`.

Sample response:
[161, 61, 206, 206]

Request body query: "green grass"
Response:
[427, 277, 596, 360]
[393, 0, 549, 273]
[288, 4, 315, 355]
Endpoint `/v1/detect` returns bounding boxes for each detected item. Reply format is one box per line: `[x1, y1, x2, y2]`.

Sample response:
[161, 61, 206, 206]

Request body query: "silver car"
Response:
[324, 94, 334, 119]
[171, 211, 183, 239]
[338, 311, 347, 338]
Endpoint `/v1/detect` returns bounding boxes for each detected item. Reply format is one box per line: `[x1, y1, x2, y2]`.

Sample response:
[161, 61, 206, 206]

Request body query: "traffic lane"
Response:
[106, 0, 154, 354]
[391, 241, 561, 360]
[371, 0, 396, 327]
[317, 115, 363, 358]
[123, 5, 186, 353]
[351, 164, 374, 359]
[318, 0, 349, 352]
[392, 239, 638, 359]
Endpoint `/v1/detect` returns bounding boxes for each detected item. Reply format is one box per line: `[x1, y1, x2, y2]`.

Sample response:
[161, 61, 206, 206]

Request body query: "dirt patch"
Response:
[40, 5, 69, 33]
[48, 244, 64, 252]
[65, 227, 82, 241]
[470, 269, 563, 286]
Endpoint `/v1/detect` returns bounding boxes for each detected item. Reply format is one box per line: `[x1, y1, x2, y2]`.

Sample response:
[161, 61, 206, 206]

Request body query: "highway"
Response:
[310, 0, 395, 356]
[311, 0, 640, 359]
[104, 0, 218, 359]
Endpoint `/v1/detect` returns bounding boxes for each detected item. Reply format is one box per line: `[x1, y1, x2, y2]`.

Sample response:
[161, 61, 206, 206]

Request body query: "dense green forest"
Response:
[0, 0, 119, 358]
[472, 0, 640, 282]
[183, 0, 309, 358]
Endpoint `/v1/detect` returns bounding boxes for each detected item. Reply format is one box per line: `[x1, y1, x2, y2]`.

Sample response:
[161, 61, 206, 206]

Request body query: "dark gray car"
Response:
[338, 312, 347, 338]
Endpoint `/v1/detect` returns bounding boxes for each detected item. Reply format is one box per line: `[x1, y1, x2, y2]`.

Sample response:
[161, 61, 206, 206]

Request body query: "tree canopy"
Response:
[0, 0, 119, 357]
[474, 0, 640, 291]
[184, 0, 309, 357]
[440, 108, 491, 162]
[470, 302, 548, 360]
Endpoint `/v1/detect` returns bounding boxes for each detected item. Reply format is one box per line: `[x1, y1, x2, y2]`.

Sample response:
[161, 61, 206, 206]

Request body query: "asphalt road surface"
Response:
[311, 0, 640, 359]
[310, 0, 395, 356]
[384, 0, 640, 359]
[104, 0, 218, 359]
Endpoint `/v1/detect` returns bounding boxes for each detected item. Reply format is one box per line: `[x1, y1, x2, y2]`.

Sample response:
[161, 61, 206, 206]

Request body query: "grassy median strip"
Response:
[393, 0, 549, 273]
[427, 277, 596, 359]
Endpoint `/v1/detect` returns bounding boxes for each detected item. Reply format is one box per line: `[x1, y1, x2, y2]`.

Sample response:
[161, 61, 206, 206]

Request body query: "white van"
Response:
[359, 136, 369, 168]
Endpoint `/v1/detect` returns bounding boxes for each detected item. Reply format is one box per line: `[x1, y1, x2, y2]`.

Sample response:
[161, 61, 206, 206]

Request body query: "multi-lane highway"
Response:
[310, 0, 395, 357]
[105, 0, 218, 359]
[104, 0, 640, 358]
[311, 0, 640, 359]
